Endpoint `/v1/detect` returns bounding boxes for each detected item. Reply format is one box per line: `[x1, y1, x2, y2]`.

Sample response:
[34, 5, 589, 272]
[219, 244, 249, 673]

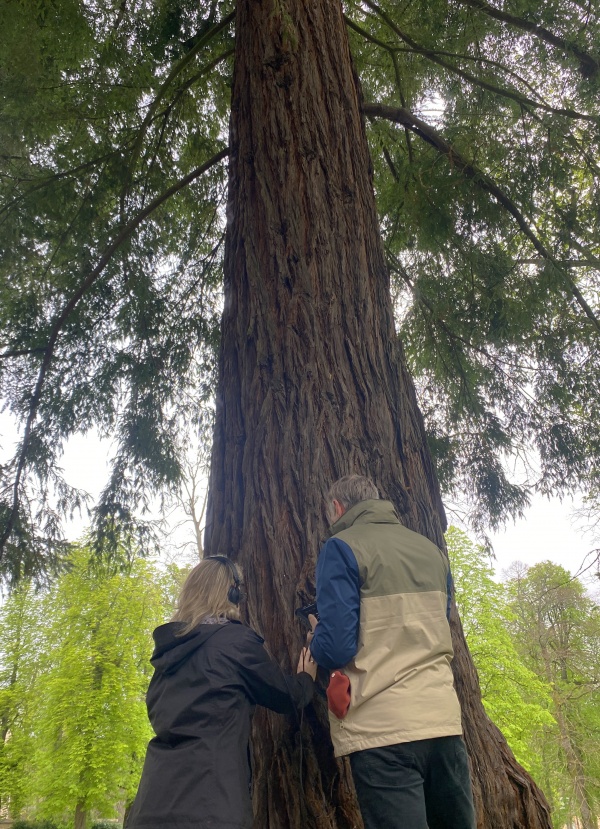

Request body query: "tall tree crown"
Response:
[1, 0, 599, 575]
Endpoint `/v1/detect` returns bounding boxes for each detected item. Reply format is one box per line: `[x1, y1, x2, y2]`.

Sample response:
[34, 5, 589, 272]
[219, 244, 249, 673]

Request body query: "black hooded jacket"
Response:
[126, 620, 314, 829]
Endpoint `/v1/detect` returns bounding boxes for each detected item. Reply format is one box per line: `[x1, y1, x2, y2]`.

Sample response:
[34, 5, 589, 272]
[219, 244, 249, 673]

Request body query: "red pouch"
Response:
[327, 670, 351, 720]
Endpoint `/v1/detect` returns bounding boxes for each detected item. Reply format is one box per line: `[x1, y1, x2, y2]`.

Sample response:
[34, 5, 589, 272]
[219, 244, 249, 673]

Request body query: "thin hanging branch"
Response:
[457, 0, 599, 79]
[154, 48, 234, 126]
[387, 251, 548, 410]
[516, 259, 600, 268]
[0, 147, 229, 560]
[0, 348, 46, 360]
[362, 101, 600, 334]
[138, 48, 234, 207]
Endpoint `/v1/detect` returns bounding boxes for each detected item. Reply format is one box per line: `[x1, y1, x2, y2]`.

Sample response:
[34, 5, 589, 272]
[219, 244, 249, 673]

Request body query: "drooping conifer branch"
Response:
[0, 148, 229, 560]
[0, 150, 122, 221]
[138, 48, 234, 206]
[344, 14, 556, 105]
[362, 101, 600, 335]
[457, 0, 600, 79]
[386, 251, 543, 409]
[120, 11, 234, 211]
[361, 0, 597, 122]
[154, 48, 235, 127]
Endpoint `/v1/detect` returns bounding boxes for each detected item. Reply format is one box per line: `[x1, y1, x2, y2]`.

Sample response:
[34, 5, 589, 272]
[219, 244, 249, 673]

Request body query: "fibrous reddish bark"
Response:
[205, 1, 552, 827]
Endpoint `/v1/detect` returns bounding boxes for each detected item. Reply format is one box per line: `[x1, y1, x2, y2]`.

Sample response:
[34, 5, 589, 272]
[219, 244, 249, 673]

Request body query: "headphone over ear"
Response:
[206, 556, 242, 606]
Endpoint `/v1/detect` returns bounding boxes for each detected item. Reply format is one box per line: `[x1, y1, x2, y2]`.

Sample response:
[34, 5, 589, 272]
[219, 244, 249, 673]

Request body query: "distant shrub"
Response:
[12, 821, 62, 829]
[9, 818, 118, 829]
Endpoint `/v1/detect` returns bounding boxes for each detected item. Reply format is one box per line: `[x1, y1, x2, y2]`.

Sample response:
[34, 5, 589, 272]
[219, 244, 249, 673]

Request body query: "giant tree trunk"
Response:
[205, 0, 552, 827]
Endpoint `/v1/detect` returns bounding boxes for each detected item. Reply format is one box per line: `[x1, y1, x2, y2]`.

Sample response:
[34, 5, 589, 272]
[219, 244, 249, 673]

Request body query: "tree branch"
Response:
[120, 12, 234, 211]
[382, 146, 400, 181]
[457, 0, 599, 79]
[156, 48, 234, 125]
[138, 48, 234, 206]
[0, 147, 229, 560]
[0, 150, 121, 221]
[388, 251, 553, 411]
[363, 101, 600, 334]
[345, 12, 547, 105]
[516, 258, 600, 268]
[344, 16, 414, 160]
[361, 0, 597, 122]
[344, 13, 394, 51]
[0, 347, 47, 360]
[344, 15, 543, 106]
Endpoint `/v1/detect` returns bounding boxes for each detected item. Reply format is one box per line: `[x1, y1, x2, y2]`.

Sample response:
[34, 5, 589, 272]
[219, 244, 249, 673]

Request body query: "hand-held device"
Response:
[295, 602, 319, 629]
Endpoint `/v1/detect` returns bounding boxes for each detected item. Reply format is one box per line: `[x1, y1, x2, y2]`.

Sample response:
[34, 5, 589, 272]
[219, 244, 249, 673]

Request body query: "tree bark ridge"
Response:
[206, 1, 552, 827]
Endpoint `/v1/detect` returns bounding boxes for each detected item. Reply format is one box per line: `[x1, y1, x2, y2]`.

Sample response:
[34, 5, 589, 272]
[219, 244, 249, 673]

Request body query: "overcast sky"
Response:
[487, 495, 596, 580]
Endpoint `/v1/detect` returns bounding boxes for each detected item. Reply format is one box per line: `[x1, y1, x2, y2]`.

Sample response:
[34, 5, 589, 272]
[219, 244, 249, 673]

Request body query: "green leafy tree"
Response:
[507, 561, 600, 829]
[447, 527, 555, 773]
[0, 584, 44, 817]
[0, 546, 174, 828]
[29, 549, 165, 828]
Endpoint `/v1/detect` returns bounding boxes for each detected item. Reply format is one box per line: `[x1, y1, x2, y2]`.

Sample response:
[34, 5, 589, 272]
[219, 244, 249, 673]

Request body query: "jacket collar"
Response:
[329, 499, 400, 536]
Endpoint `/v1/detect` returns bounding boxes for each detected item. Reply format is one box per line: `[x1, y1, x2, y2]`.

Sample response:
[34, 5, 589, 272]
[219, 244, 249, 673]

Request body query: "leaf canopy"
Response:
[1, 0, 599, 575]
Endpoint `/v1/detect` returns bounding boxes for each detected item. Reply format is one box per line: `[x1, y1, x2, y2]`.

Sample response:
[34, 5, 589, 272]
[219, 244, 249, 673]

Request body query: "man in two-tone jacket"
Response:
[309, 474, 476, 829]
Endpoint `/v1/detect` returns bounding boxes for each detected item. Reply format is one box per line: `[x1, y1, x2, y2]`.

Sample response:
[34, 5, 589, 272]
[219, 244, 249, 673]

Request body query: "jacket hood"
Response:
[151, 621, 238, 676]
[330, 499, 400, 536]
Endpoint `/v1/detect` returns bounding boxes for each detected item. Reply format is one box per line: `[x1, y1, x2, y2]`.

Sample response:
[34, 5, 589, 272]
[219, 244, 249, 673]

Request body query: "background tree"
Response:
[507, 561, 600, 829]
[0, 545, 174, 827]
[1, 0, 599, 827]
[446, 527, 555, 772]
[160, 406, 215, 562]
[0, 584, 43, 818]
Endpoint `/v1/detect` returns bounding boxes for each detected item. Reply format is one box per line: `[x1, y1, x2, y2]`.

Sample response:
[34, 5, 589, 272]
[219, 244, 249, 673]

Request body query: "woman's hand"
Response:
[297, 646, 317, 680]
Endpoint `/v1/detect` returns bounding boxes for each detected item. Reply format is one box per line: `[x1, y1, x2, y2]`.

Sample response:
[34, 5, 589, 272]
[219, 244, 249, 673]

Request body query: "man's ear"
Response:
[333, 499, 345, 520]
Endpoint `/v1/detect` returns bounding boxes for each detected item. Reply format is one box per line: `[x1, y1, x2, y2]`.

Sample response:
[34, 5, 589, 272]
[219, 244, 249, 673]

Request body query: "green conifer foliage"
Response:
[0, 0, 598, 564]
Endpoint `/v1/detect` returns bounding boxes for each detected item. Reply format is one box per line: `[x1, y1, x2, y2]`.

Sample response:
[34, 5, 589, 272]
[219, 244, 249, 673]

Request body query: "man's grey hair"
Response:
[327, 474, 380, 517]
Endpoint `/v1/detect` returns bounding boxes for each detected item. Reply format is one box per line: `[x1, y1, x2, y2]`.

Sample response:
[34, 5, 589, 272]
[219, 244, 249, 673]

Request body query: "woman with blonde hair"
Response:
[126, 555, 316, 829]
